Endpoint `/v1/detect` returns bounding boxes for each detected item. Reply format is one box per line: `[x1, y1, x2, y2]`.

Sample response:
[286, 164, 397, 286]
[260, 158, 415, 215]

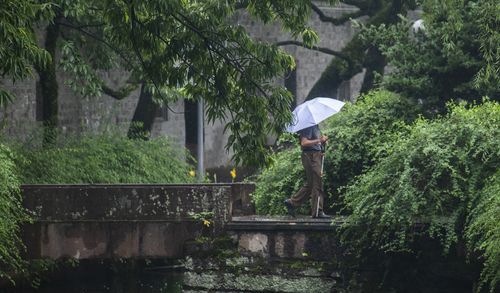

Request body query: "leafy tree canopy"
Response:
[360, 0, 499, 112]
[0, 0, 53, 106]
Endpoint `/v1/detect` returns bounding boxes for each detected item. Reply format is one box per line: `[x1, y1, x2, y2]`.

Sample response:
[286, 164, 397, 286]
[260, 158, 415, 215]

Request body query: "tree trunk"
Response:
[127, 83, 157, 139]
[36, 18, 61, 144]
[360, 46, 386, 94]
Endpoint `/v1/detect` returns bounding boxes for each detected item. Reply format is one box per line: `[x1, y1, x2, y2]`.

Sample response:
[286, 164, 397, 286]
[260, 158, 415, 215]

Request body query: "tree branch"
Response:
[170, 12, 272, 99]
[129, 4, 188, 115]
[63, 22, 105, 30]
[342, 0, 370, 9]
[310, 2, 367, 25]
[101, 83, 138, 100]
[57, 21, 136, 70]
[173, 12, 268, 67]
[275, 40, 352, 63]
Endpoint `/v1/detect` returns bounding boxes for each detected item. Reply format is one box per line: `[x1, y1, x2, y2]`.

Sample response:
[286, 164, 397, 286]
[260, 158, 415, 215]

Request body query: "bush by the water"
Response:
[0, 144, 29, 281]
[253, 90, 418, 215]
[466, 172, 500, 291]
[14, 134, 195, 184]
[341, 100, 499, 291]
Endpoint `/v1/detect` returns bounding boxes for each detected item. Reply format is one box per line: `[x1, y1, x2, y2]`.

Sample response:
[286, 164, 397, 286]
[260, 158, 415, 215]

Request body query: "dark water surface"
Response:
[1, 256, 478, 293]
[4, 260, 184, 293]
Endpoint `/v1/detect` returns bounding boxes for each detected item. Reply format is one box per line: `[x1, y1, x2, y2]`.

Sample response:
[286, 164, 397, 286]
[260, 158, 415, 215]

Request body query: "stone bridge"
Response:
[22, 184, 338, 261]
[18, 185, 471, 293]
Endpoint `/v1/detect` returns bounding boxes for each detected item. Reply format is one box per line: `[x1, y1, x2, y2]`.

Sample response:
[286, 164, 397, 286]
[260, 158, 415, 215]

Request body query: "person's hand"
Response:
[320, 135, 329, 143]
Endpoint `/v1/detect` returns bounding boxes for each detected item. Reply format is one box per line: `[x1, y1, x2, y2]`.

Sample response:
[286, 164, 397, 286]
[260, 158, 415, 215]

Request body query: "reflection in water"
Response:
[6, 260, 184, 293]
[2, 255, 476, 292]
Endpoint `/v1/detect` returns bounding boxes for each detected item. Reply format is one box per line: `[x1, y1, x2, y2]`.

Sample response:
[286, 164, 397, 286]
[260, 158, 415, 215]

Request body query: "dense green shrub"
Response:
[0, 144, 29, 281]
[321, 90, 419, 208]
[466, 172, 500, 291]
[253, 90, 418, 215]
[341, 100, 499, 291]
[252, 146, 305, 215]
[14, 134, 195, 184]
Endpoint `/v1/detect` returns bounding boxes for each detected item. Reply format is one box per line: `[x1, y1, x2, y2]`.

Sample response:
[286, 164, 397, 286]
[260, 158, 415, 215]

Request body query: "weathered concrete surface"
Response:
[230, 184, 255, 216]
[227, 215, 345, 260]
[182, 255, 346, 293]
[183, 271, 337, 293]
[23, 221, 204, 260]
[23, 184, 231, 221]
[22, 183, 255, 260]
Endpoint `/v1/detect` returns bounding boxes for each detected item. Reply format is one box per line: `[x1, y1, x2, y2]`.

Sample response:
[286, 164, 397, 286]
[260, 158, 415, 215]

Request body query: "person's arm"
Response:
[300, 135, 328, 148]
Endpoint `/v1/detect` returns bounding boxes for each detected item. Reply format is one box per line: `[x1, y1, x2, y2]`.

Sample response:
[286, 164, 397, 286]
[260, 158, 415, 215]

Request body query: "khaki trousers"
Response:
[289, 151, 324, 216]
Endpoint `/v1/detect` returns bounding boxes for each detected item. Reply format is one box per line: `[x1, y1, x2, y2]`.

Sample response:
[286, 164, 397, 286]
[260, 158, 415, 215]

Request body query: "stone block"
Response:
[238, 232, 269, 257]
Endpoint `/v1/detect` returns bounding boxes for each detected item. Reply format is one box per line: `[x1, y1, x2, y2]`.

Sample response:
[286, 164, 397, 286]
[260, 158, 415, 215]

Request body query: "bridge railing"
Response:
[21, 183, 255, 259]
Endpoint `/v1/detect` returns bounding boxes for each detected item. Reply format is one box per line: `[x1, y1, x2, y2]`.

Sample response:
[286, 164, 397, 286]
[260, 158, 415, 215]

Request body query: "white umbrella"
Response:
[285, 97, 345, 133]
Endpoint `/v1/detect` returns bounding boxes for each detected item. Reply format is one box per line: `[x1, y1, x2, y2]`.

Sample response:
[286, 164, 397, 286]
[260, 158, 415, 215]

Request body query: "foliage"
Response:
[0, 144, 29, 282]
[188, 211, 214, 228]
[360, 0, 499, 112]
[340, 100, 499, 292]
[466, 172, 500, 292]
[470, 0, 500, 96]
[253, 145, 305, 215]
[253, 90, 418, 215]
[321, 90, 419, 206]
[13, 134, 195, 184]
[0, 0, 53, 106]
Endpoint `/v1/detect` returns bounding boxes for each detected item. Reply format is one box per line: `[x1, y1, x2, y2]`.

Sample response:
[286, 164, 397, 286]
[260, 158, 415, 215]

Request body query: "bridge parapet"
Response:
[22, 183, 254, 260]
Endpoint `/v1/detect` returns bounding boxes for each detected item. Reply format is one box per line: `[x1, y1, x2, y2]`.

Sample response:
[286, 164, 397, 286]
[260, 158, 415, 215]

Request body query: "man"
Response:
[284, 124, 331, 218]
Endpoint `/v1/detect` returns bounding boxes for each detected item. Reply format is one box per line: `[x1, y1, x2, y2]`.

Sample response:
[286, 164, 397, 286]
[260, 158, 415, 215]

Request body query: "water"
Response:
[4, 260, 184, 293]
[2, 255, 476, 292]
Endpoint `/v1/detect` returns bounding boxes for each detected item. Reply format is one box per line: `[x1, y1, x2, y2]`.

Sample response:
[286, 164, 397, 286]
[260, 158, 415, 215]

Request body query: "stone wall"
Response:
[239, 2, 363, 106]
[0, 79, 39, 140]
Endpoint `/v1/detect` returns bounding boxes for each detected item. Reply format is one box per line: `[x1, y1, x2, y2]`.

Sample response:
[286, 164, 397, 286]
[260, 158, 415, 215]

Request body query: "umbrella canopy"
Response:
[286, 97, 345, 133]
